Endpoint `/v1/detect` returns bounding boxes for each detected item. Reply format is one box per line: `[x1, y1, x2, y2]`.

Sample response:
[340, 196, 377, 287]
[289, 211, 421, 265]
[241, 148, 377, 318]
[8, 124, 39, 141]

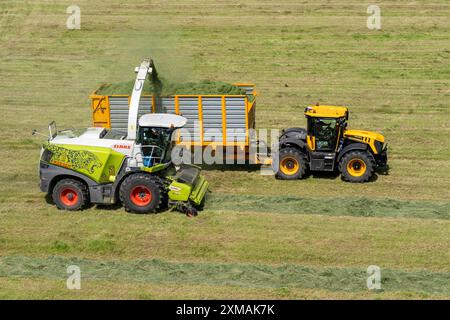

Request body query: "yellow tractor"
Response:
[276, 105, 387, 183]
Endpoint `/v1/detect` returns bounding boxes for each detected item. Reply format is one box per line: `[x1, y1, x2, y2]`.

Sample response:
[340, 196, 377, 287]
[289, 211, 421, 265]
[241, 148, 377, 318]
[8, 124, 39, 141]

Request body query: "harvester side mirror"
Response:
[31, 129, 50, 140]
[48, 121, 57, 139]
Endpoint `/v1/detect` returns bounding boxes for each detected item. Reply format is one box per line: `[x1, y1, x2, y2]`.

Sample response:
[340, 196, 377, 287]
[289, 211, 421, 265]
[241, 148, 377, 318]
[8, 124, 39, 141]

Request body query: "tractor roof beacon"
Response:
[36, 59, 209, 216]
[276, 105, 388, 183]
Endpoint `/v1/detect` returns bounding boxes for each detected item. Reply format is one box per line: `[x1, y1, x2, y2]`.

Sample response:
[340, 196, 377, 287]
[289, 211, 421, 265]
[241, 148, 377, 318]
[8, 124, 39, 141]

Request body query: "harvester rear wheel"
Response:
[52, 178, 89, 211]
[276, 147, 307, 180]
[119, 173, 167, 214]
[339, 150, 375, 183]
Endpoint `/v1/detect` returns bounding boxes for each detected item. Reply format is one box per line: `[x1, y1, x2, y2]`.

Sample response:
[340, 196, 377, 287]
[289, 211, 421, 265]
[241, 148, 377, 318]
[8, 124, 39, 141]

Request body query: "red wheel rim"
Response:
[60, 188, 79, 206]
[130, 185, 152, 206]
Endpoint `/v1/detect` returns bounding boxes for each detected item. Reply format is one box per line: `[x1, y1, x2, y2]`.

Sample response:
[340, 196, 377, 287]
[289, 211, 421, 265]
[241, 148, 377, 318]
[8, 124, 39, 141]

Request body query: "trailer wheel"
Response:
[276, 147, 307, 180]
[119, 173, 167, 214]
[52, 179, 89, 211]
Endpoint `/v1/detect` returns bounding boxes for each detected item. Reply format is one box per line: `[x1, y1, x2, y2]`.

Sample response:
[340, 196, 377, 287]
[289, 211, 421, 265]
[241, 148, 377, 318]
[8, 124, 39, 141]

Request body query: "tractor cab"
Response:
[304, 105, 348, 152]
[135, 113, 187, 167]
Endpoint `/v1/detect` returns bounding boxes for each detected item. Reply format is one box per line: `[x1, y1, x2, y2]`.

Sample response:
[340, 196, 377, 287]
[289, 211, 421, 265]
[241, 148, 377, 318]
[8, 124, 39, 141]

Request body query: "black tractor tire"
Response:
[339, 150, 375, 183]
[276, 147, 307, 180]
[119, 173, 167, 214]
[52, 178, 89, 211]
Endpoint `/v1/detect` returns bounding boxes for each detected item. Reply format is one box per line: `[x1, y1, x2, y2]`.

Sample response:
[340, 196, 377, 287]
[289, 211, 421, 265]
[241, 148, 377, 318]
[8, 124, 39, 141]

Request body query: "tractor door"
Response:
[308, 117, 339, 171]
[306, 117, 315, 151]
[313, 118, 339, 151]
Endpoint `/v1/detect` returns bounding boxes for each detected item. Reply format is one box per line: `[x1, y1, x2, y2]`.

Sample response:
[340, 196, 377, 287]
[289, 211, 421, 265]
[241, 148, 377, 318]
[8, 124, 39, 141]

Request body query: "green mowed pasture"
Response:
[0, 1, 449, 299]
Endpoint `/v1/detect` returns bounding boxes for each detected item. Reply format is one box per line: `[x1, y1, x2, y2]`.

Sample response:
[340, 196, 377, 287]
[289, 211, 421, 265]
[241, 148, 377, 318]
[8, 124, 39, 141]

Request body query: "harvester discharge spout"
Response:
[127, 59, 155, 140]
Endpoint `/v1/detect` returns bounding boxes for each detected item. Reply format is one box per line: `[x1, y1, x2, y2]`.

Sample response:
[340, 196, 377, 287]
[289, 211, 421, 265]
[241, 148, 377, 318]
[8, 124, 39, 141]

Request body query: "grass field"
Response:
[0, 0, 449, 299]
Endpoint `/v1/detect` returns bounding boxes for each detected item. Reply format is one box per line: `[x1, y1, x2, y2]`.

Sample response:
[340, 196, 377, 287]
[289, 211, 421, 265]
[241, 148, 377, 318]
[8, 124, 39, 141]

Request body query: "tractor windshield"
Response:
[314, 118, 339, 151]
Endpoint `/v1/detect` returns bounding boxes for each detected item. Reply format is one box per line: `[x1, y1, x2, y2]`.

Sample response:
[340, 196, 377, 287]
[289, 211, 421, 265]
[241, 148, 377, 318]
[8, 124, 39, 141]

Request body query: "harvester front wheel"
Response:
[339, 151, 375, 183]
[276, 147, 307, 180]
[52, 178, 89, 211]
[119, 173, 167, 214]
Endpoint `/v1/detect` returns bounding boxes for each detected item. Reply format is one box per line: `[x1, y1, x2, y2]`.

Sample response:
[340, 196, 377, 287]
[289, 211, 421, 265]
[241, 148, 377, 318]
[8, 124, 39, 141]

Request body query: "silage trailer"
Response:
[90, 84, 262, 163]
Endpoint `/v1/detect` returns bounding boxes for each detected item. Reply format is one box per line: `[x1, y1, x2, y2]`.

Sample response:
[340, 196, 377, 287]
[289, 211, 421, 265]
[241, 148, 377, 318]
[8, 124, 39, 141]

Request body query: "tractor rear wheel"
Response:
[119, 173, 167, 214]
[276, 147, 307, 180]
[52, 178, 89, 211]
[339, 150, 375, 183]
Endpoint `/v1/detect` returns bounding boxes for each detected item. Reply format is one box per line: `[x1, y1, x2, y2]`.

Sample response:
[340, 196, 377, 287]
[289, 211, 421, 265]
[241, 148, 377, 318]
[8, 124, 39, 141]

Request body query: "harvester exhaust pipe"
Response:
[126, 59, 154, 140]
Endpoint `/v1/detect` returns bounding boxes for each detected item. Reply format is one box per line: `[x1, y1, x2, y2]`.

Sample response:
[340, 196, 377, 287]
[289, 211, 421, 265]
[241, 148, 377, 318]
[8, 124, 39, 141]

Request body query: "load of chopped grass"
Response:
[96, 79, 246, 96]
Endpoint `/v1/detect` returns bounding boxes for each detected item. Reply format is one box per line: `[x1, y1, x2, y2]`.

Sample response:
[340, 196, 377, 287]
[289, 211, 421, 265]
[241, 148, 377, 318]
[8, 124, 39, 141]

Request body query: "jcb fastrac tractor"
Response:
[276, 105, 388, 183]
[35, 59, 208, 216]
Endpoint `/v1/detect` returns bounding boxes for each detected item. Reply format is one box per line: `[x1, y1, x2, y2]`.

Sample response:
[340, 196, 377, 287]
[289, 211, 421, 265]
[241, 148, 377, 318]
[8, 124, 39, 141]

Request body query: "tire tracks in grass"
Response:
[0, 256, 449, 295]
[204, 194, 450, 220]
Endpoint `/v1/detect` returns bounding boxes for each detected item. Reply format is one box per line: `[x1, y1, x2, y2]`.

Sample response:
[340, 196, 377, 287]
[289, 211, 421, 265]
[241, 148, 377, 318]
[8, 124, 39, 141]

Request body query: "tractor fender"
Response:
[280, 127, 307, 140]
[337, 143, 369, 163]
[279, 137, 307, 151]
[282, 127, 307, 135]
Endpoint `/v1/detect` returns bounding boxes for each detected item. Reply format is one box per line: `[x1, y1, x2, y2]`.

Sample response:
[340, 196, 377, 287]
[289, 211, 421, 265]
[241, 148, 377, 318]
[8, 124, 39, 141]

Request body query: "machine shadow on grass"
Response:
[199, 163, 261, 172]
[309, 171, 380, 182]
[45, 192, 205, 215]
[94, 203, 123, 211]
[302, 164, 390, 182]
[307, 171, 340, 180]
[197, 163, 390, 182]
[95, 202, 205, 216]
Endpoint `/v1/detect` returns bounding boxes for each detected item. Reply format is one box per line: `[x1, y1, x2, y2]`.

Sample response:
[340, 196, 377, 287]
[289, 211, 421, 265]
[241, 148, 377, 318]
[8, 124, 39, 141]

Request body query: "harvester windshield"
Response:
[137, 127, 175, 166]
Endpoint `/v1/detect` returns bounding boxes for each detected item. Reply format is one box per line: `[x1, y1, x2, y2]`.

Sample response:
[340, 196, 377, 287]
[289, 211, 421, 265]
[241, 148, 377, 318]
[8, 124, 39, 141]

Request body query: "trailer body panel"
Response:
[91, 84, 256, 150]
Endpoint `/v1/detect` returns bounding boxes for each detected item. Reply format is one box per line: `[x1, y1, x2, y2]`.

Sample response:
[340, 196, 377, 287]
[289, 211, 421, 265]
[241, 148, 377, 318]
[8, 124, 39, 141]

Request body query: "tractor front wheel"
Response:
[339, 151, 375, 183]
[52, 178, 89, 211]
[119, 173, 167, 214]
[276, 147, 307, 180]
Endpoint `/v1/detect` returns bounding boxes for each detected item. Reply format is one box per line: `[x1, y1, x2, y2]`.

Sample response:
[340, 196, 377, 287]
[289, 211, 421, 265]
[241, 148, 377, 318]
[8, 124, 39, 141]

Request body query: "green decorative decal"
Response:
[46, 144, 103, 174]
[43, 143, 126, 183]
